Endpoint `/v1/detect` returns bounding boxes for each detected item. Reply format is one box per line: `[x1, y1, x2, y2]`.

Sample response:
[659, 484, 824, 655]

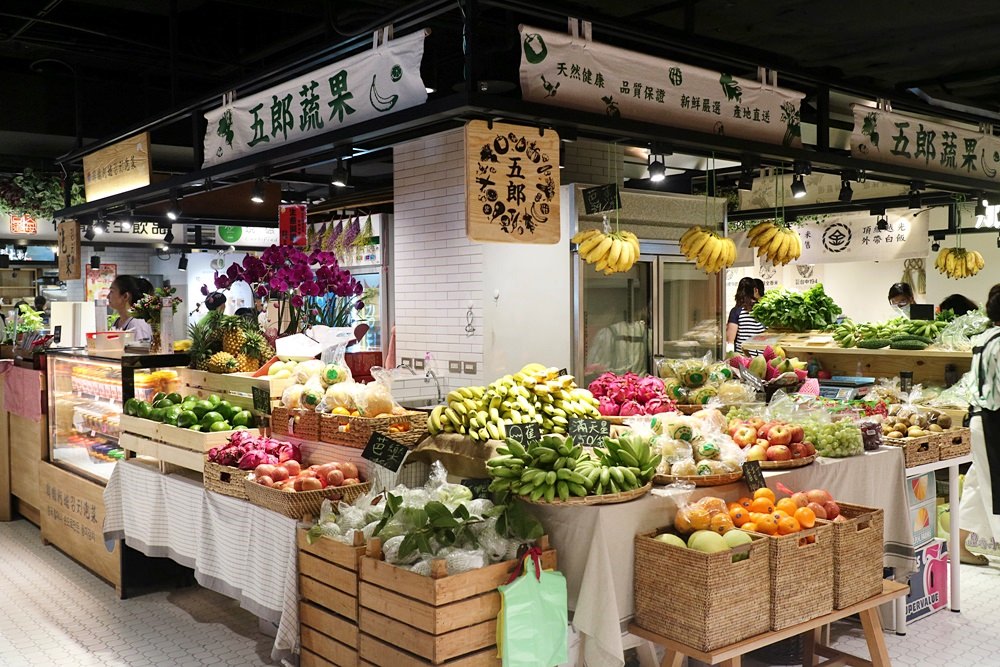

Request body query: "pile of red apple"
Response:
[252, 460, 362, 493]
[727, 416, 816, 462]
[778, 484, 844, 522]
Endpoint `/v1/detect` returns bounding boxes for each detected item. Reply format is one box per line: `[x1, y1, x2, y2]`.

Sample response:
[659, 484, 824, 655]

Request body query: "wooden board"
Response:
[82, 131, 151, 202]
[0, 382, 9, 521]
[464, 120, 560, 245]
[358, 582, 501, 635]
[58, 219, 82, 281]
[301, 648, 342, 667]
[119, 415, 235, 451]
[119, 433, 205, 473]
[180, 369, 272, 411]
[302, 626, 358, 667]
[302, 575, 359, 621]
[10, 412, 47, 511]
[776, 346, 971, 386]
[301, 552, 358, 596]
[301, 601, 359, 648]
[297, 529, 366, 571]
[359, 633, 500, 667]
[359, 609, 496, 664]
[39, 462, 120, 588]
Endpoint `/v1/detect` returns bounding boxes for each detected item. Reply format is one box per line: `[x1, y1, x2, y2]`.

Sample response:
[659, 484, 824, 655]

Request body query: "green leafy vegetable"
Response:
[751, 284, 842, 332]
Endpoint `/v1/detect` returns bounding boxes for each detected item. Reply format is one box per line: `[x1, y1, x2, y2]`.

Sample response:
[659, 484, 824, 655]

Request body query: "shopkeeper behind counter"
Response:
[108, 275, 154, 344]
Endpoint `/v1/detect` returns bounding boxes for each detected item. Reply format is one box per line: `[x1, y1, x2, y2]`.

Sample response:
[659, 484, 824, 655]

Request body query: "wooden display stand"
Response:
[629, 580, 908, 667]
[0, 365, 48, 525]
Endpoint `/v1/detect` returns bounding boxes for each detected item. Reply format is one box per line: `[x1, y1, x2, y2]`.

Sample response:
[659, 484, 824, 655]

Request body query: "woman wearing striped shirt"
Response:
[726, 277, 766, 355]
[958, 284, 1000, 565]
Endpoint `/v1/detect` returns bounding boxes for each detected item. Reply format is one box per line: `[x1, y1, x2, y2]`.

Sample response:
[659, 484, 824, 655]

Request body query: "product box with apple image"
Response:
[879, 538, 949, 631]
[905, 471, 935, 507]
[910, 498, 937, 548]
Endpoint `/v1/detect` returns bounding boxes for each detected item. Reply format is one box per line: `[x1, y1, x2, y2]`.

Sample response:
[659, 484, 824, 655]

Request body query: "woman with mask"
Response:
[887, 283, 917, 317]
[958, 284, 1000, 565]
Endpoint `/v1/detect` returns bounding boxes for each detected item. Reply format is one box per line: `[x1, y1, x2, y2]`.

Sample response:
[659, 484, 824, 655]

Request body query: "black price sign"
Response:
[53, 325, 62, 345]
[581, 183, 621, 214]
[557, 368, 568, 377]
[742, 461, 767, 493]
[461, 478, 493, 500]
[567, 418, 610, 448]
[251, 386, 271, 415]
[362, 432, 409, 472]
[506, 422, 541, 446]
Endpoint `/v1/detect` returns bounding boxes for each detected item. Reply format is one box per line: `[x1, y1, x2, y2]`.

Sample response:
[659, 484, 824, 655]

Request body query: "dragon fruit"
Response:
[597, 396, 620, 416]
[644, 396, 676, 414]
[728, 355, 751, 369]
[794, 369, 809, 381]
[762, 345, 776, 362]
[637, 376, 666, 403]
[237, 450, 279, 470]
[618, 400, 645, 417]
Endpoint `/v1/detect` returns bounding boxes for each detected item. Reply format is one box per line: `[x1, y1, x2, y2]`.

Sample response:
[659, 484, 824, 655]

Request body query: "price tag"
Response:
[506, 422, 541, 446]
[251, 386, 271, 415]
[461, 478, 493, 500]
[53, 325, 62, 344]
[557, 368, 568, 377]
[567, 418, 610, 448]
[742, 461, 767, 493]
[361, 432, 409, 473]
[581, 183, 621, 214]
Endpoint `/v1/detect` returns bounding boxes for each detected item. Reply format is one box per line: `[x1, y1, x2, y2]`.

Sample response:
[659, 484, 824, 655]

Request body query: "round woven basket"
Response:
[243, 479, 370, 519]
[518, 482, 651, 507]
[653, 471, 743, 487]
[759, 454, 816, 469]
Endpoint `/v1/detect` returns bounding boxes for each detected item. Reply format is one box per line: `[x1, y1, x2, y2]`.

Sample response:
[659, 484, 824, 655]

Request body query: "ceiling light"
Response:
[790, 174, 807, 198]
[738, 168, 754, 191]
[93, 214, 106, 234]
[975, 199, 987, 227]
[647, 157, 666, 183]
[90, 255, 100, 269]
[838, 179, 853, 203]
[166, 191, 181, 220]
[250, 178, 265, 204]
[164, 226, 175, 245]
[84, 225, 96, 241]
[931, 240, 940, 252]
[178, 253, 188, 271]
[331, 159, 349, 188]
[425, 86, 436, 94]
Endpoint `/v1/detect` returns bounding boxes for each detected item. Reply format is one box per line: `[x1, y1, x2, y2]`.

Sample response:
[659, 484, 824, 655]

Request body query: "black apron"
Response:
[971, 329, 1000, 515]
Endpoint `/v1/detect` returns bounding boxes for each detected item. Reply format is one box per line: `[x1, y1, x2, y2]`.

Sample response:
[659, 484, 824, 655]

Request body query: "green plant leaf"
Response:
[398, 533, 419, 560]
[425, 501, 459, 529]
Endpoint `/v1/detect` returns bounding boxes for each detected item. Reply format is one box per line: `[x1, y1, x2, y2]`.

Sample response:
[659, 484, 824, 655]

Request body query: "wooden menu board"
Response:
[57, 219, 81, 281]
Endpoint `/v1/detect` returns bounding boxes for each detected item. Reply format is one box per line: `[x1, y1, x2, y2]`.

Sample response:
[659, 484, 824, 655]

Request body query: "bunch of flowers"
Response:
[210, 245, 362, 335]
[132, 285, 183, 323]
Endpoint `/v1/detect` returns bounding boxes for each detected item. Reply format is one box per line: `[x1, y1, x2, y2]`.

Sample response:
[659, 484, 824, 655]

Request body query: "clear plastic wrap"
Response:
[937, 310, 991, 351]
[355, 367, 401, 417]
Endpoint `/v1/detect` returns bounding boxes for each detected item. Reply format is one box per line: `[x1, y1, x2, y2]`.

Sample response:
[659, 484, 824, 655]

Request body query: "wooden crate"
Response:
[120, 433, 206, 473]
[936, 427, 972, 460]
[358, 536, 555, 666]
[883, 434, 940, 468]
[180, 368, 271, 411]
[299, 529, 367, 666]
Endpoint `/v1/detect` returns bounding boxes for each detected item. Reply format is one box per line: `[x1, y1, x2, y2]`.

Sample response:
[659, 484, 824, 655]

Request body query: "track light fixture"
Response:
[647, 157, 666, 183]
[907, 181, 925, 209]
[931, 240, 940, 252]
[163, 226, 175, 245]
[90, 255, 100, 269]
[876, 215, 889, 232]
[178, 253, 188, 271]
[737, 155, 758, 191]
[94, 212, 106, 235]
[250, 178, 265, 204]
[331, 159, 349, 188]
[790, 161, 811, 199]
[838, 179, 853, 203]
[166, 190, 181, 220]
[121, 207, 133, 232]
[84, 224, 96, 241]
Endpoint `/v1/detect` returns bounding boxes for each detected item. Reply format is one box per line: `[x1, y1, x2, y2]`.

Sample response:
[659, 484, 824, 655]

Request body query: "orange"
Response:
[711, 513, 735, 534]
[755, 515, 777, 535]
[737, 496, 753, 509]
[776, 498, 799, 516]
[729, 506, 749, 527]
[741, 522, 758, 533]
[674, 510, 693, 534]
[753, 487, 776, 503]
[728, 502, 744, 513]
[777, 516, 801, 535]
[794, 507, 816, 529]
[698, 496, 729, 515]
[750, 497, 775, 514]
[687, 507, 712, 531]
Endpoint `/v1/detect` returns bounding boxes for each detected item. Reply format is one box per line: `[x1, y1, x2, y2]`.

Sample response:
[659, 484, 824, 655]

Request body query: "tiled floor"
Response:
[2, 518, 999, 666]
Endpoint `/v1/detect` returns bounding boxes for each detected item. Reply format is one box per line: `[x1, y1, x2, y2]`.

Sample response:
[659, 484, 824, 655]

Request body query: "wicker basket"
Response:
[754, 523, 834, 631]
[822, 502, 884, 609]
[244, 479, 371, 519]
[319, 411, 428, 449]
[759, 454, 816, 469]
[883, 434, 939, 467]
[271, 408, 320, 441]
[653, 471, 743, 487]
[936, 427, 972, 460]
[203, 461, 251, 499]
[633, 530, 771, 652]
[518, 482, 651, 507]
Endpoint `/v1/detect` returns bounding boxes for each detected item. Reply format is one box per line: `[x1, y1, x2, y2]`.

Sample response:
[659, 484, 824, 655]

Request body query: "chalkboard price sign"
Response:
[506, 422, 541, 446]
[362, 432, 409, 472]
[581, 183, 621, 214]
[251, 386, 271, 415]
[567, 418, 610, 448]
[742, 461, 767, 493]
[461, 478, 493, 500]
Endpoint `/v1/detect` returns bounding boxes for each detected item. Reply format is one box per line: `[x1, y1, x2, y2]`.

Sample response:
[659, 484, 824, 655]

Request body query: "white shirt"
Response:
[114, 316, 153, 344]
[970, 327, 1000, 411]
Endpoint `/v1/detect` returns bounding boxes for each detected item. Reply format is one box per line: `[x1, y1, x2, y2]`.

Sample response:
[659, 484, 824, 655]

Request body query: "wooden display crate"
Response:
[358, 536, 555, 666]
[299, 528, 367, 667]
[936, 427, 971, 460]
[882, 433, 940, 468]
[180, 368, 271, 410]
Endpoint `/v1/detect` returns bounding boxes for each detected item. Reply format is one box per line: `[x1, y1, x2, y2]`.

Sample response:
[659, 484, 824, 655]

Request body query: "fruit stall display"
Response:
[589, 372, 678, 417]
[678, 226, 738, 274]
[656, 358, 754, 408]
[188, 311, 275, 374]
[830, 317, 947, 350]
[245, 458, 368, 519]
[654, 409, 747, 482]
[123, 391, 255, 432]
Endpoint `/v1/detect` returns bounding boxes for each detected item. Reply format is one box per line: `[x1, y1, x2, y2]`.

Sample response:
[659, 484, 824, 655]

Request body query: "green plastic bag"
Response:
[497, 548, 568, 667]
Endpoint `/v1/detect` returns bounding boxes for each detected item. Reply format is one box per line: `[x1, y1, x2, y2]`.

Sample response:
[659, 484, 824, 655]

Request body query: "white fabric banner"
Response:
[204, 31, 427, 167]
[851, 105, 1000, 184]
[519, 26, 805, 147]
[794, 210, 929, 264]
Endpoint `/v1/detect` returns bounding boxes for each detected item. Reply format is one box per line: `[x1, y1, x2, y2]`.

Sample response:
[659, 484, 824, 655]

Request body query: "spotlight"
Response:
[975, 199, 987, 227]
[876, 215, 889, 232]
[94, 215, 106, 234]
[166, 191, 181, 220]
[331, 159, 349, 188]
[84, 225, 96, 241]
[178, 253, 188, 271]
[737, 155, 758, 191]
[790, 174, 807, 198]
[164, 226, 175, 245]
[908, 181, 924, 209]
[838, 179, 853, 203]
[90, 255, 100, 269]
[931, 241, 940, 252]
[250, 178, 265, 204]
[648, 159, 666, 183]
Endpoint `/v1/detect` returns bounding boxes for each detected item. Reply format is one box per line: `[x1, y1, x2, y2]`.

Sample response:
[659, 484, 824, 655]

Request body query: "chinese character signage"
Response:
[9, 214, 37, 235]
[519, 26, 805, 148]
[58, 219, 81, 281]
[203, 31, 427, 167]
[789, 211, 929, 265]
[81, 132, 151, 202]
[279, 204, 308, 246]
[465, 120, 560, 244]
[851, 105, 1000, 183]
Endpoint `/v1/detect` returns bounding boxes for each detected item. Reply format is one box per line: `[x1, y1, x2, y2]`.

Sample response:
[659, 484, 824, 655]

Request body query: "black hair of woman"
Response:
[205, 291, 227, 312]
[734, 277, 758, 310]
[987, 286, 1000, 323]
[887, 282, 915, 305]
[753, 278, 765, 298]
[939, 294, 978, 317]
[110, 275, 153, 307]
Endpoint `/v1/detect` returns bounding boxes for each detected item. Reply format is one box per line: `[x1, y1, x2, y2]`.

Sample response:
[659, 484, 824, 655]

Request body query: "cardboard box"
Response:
[906, 471, 935, 507]
[879, 538, 949, 631]
[910, 498, 936, 548]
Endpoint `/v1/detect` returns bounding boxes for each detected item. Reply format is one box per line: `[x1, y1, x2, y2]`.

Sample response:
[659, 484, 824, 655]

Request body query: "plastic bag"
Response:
[938, 310, 990, 351]
[497, 549, 568, 667]
[672, 495, 734, 536]
[355, 367, 401, 417]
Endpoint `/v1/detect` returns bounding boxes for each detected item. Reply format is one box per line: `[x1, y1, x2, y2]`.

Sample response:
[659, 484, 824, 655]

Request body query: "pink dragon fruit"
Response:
[237, 450, 279, 470]
[728, 355, 751, 369]
[597, 396, 619, 416]
[765, 363, 780, 381]
[762, 345, 776, 362]
[637, 376, 666, 403]
[794, 369, 809, 381]
[644, 396, 676, 414]
[618, 400, 645, 417]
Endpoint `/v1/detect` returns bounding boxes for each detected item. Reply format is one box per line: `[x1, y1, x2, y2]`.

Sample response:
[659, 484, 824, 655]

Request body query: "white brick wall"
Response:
[65, 246, 154, 301]
[561, 138, 625, 187]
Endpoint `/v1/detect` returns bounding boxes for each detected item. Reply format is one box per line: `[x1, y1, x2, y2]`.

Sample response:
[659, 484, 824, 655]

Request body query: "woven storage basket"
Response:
[936, 427, 971, 460]
[203, 461, 251, 499]
[319, 411, 428, 449]
[653, 471, 743, 487]
[754, 523, 834, 631]
[244, 479, 370, 519]
[519, 482, 651, 507]
[883, 434, 939, 467]
[270, 408, 320, 441]
[822, 502, 884, 609]
[633, 530, 770, 652]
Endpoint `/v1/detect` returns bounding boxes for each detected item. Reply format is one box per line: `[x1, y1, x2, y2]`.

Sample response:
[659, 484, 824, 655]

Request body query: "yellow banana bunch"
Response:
[679, 225, 737, 274]
[746, 221, 802, 266]
[935, 247, 984, 279]
[572, 228, 641, 275]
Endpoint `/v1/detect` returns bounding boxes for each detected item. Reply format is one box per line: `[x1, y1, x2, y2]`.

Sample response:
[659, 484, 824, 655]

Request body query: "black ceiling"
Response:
[3, 0, 1000, 174]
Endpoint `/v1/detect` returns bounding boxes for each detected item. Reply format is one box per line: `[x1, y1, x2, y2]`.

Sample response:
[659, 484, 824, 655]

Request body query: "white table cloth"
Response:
[102, 460, 299, 660]
[532, 447, 914, 667]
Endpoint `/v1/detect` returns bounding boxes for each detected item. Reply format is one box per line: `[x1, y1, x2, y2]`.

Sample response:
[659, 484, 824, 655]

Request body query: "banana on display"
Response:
[745, 221, 802, 266]
[678, 225, 737, 274]
[934, 246, 985, 279]
[572, 228, 641, 275]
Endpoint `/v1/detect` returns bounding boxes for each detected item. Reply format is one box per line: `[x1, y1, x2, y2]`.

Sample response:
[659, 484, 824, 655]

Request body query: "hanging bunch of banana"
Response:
[678, 226, 737, 274]
[746, 221, 802, 266]
[935, 247, 985, 279]
[572, 228, 641, 275]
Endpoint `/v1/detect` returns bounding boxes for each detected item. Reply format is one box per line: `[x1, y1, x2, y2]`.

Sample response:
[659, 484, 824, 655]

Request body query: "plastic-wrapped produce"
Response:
[445, 549, 489, 575]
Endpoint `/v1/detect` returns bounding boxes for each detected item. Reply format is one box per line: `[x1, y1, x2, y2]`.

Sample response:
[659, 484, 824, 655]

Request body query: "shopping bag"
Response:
[497, 547, 568, 667]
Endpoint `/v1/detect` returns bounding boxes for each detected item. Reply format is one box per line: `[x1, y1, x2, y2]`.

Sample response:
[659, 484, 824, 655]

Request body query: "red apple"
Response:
[807, 502, 828, 520]
[283, 460, 301, 476]
[789, 443, 808, 459]
[767, 425, 792, 446]
[732, 426, 758, 447]
[755, 438, 770, 448]
[788, 424, 805, 444]
[747, 417, 766, 431]
[766, 445, 792, 461]
[791, 492, 809, 508]
[801, 442, 816, 457]
[727, 420, 745, 437]
[757, 421, 777, 439]
[745, 444, 768, 462]
[806, 489, 833, 505]
[824, 501, 841, 520]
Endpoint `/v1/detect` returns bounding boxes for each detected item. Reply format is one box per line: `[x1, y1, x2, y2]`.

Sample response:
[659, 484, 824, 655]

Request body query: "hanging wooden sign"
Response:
[58, 219, 81, 281]
[465, 120, 560, 244]
[82, 132, 151, 202]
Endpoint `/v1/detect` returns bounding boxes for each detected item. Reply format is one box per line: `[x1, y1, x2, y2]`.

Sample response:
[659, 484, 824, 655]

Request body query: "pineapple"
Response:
[244, 328, 273, 363]
[206, 351, 239, 374]
[221, 316, 247, 355]
[234, 353, 259, 373]
[188, 319, 214, 371]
